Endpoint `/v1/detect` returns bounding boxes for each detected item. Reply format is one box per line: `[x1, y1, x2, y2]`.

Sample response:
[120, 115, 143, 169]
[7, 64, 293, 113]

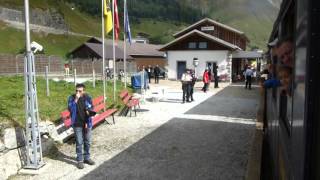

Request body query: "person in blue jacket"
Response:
[68, 83, 95, 169]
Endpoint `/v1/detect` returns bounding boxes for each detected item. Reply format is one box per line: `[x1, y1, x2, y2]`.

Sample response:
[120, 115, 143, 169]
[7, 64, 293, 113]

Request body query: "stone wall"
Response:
[0, 7, 22, 22]
[0, 126, 55, 180]
[0, 6, 68, 30]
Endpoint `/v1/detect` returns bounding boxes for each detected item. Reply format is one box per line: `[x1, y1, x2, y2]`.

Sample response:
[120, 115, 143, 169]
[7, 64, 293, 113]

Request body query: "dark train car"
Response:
[261, 0, 320, 179]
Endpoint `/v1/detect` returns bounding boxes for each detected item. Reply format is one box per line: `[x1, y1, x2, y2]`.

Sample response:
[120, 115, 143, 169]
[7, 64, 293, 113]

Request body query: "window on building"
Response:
[188, 42, 197, 49]
[199, 42, 208, 49]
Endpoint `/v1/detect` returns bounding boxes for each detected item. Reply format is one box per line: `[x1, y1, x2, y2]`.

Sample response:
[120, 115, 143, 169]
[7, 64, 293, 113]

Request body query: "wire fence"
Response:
[0, 54, 138, 76]
[0, 54, 63, 75]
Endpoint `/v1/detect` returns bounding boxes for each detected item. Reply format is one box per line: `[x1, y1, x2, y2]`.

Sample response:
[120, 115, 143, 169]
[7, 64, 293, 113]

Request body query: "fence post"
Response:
[48, 56, 51, 73]
[82, 61, 84, 74]
[45, 66, 50, 96]
[74, 69, 77, 86]
[15, 55, 19, 75]
[92, 69, 96, 88]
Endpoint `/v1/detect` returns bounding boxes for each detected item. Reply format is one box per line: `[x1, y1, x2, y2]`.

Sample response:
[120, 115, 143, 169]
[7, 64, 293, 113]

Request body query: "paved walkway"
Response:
[12, 82, 260, 180]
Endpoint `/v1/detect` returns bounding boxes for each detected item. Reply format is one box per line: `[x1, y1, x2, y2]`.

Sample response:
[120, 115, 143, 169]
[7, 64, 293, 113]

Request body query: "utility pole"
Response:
[23, 0, 45, 170]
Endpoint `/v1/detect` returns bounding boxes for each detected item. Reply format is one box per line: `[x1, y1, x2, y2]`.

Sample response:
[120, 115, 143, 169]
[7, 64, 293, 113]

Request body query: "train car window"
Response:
[272, 56, 278, 100]
[279, 90, 292, 134]
[277, 2, 295, 136]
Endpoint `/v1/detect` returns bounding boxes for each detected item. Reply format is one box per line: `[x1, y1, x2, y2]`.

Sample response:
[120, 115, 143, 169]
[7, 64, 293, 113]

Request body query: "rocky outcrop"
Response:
[0, 6, 68, 30]
[3, 128, 25, 150]
[0, 126, 55, 180]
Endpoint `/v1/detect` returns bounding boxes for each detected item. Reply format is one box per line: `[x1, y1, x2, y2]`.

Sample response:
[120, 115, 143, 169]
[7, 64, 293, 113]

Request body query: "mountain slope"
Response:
[67, 0, 280, 49]
[0, 0, 279, 56]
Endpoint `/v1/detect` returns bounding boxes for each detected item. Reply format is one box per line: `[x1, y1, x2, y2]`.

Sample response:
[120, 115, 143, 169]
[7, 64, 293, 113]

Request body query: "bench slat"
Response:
[93, 103, 105, 113]
[92, 109, 117, 126]
[119, 90, 129, 99]
[93, 96, 104, 106]
[64, 118, 72, 128]
[61, 110, 70, 119]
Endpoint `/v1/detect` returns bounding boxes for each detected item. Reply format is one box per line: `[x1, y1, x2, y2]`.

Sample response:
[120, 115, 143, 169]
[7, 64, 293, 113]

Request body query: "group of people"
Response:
[261, 37, 294, 97]
[143, 65, 161, 84]
[180, 65, 220, 103]
[181, 69, 197, 103]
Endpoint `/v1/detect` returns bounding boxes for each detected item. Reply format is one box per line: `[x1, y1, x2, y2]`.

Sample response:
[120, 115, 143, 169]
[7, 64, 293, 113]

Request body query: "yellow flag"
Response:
[104, 0, 113, 34]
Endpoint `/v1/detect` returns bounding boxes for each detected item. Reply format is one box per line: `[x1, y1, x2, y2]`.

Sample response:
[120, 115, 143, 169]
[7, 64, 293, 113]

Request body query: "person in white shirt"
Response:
[181, 69, 192, 103]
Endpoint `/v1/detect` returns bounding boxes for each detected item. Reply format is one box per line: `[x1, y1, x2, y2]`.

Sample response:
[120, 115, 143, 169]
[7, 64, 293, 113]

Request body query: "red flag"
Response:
[113, 0, 120, 41]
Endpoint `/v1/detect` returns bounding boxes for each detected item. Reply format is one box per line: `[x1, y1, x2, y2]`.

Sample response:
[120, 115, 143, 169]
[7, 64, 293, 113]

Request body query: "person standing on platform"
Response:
[202, 69, 210, 92]
[181, 69, 192, 103]
[68, 84, 95, 169]
[213, 64, 219, 88]
[245, 66, 254, 90]
[154, 65, 160, 84]
[147, 65, 152, 83]
[190, 69, 197, 101]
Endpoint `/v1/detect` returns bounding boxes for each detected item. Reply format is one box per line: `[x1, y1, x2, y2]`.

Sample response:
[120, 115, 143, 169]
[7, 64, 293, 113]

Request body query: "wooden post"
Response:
[74, 69, 77, 86]
[45, 66, 49, 96]
[93, 69, 96, 88]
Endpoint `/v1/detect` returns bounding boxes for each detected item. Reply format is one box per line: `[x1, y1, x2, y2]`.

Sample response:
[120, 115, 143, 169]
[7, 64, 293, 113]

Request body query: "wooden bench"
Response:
[61, 96, 118, 129]
[119, 90, 140, 117]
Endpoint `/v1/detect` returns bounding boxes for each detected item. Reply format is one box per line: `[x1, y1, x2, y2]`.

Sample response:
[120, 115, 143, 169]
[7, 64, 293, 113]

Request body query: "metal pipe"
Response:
[112, 0, 116, 101]
[102, 0, 106, 103]
[124, 0, 127, 88]
[24, 0, 31, 52]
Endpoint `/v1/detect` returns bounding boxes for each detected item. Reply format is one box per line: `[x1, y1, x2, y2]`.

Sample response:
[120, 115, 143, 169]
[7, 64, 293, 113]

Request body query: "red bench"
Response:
[119, 90, 140, 117]
[61, 96, 118, 128]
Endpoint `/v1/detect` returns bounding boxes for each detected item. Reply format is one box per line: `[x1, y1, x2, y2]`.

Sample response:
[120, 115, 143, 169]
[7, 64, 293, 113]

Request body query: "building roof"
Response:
[85, 42, 133, 59]
[69, 42, 133, 60]
[232, 50, 262, 59]
[87, 37, 165, 57]
[160, 29, 241, 51]
[173, 18, 246, 38]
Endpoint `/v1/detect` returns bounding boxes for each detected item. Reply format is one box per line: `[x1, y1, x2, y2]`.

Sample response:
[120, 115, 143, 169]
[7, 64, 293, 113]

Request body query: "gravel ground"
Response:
[11, 81, 258, 180]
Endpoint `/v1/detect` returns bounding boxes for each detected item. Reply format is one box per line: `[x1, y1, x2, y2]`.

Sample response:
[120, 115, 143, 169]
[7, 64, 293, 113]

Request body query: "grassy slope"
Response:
[0, 0, 100, 57]
[0, 21, 89, 56]
[0, 76, 125, 127]
[131, 19, 186, 44]
[0, 0, 101, 36]
[207, 0, 277, 50]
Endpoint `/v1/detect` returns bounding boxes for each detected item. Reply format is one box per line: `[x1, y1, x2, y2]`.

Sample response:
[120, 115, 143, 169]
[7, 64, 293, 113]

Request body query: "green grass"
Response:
[0, 76, 127, 127]
[131, 19, 187, 44]
[55, 1, 101, 36]
[0, 21, 89, 56]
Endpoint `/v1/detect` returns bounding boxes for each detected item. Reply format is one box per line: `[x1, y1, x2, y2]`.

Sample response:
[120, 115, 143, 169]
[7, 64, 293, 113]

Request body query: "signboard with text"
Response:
[201, 26, 215, 31]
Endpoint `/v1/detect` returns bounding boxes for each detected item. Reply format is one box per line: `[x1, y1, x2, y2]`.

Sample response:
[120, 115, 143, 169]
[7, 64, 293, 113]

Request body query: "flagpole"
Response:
[102, 0, 106, 104]
[123, 0, 127, 89]
[112, 0, 116, 101]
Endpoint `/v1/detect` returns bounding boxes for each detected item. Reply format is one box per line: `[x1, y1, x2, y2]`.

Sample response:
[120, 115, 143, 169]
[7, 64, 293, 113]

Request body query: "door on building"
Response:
[177, 61, 186, 79]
